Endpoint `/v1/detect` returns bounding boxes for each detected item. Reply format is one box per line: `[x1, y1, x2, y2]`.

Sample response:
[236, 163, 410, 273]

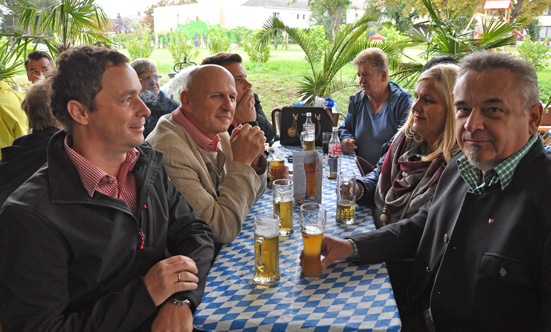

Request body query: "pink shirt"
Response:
[64, 135, 139, 215]
[172, 107, 221, 152]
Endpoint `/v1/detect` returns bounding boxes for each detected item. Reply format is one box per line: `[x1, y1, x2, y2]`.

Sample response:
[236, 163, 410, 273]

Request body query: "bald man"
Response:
[147, 65, 267, 249]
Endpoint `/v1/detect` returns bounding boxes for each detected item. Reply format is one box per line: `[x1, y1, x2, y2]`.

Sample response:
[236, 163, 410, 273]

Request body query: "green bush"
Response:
[168, 30, 199, 63]
[125, 31, 153, 60]
[517, 36, 551, 71]
[299, 26, 327, 65]
[207, 26, 231, 54]
[242, 30, 271, 63]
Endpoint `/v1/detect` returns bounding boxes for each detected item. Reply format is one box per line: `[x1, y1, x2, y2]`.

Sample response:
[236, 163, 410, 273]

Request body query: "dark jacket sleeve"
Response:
[356, 167, 380, 207]
[0, 206, 158, 332]
[253, 93, 275, 143]
[348, 199, 428, 265]
[356, 134, 394, 206]
[339, 93, 360, 141]
[162, 166, 214, 312]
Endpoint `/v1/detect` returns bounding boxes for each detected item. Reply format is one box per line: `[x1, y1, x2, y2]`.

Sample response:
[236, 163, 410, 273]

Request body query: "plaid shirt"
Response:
[172, 106, 221, 152]
[64, 135, 139, 215]
[457, 134, 539, 194]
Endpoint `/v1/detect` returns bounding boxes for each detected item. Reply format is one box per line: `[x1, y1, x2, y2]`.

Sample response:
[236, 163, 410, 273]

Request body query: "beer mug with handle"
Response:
[253, 214, 280, 286]
[273, 179, 294, 236]
[300, 203, 326, 281]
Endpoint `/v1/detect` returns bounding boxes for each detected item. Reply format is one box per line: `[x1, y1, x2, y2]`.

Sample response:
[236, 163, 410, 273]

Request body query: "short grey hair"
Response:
[130, 58, 157, 77]
[352, 48, 389, 75]
[458, 52, 540, 111]
[165, 64, 228, 99]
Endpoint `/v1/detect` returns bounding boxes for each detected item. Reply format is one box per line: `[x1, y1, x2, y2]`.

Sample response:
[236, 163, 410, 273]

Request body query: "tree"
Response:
[372, 0, 549, 25]
[261, 13, 401, 105]
[1, 0, 111, 57]
[113, 13, 132, 34]
[392, 0, 526, 88]
[0, 0, 54, 33]
[364, 1, 420, 33]
[290, 0, 350, 39]
[143, 0, 197, 29]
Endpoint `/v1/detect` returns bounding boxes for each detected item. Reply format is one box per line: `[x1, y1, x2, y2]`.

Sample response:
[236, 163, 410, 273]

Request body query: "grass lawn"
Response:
[10, 45, 551, 121]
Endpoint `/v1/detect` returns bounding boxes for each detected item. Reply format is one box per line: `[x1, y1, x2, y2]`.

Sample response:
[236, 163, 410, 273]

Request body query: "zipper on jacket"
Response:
[139, 230, 145, 249]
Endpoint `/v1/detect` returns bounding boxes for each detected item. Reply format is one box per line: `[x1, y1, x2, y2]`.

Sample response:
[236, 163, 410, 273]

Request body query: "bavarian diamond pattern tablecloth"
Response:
[194, 147, 401, 331]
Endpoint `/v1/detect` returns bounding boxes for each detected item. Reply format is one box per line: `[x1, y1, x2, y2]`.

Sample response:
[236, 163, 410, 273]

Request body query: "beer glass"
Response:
[273, 179, 294, 236]
[336, 173, 356, 225]
[268, 152, 285, 188]
[300, 203, 326, 281]
[300, 131, 315, 151]
[253, 214, 280, 286]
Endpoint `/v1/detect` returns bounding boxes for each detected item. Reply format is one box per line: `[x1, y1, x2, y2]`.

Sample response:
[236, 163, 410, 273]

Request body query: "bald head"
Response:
[179, 65, 237, 138]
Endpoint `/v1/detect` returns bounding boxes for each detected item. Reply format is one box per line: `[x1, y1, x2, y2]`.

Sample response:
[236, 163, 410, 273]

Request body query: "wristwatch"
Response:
[171, 296, 191, 307]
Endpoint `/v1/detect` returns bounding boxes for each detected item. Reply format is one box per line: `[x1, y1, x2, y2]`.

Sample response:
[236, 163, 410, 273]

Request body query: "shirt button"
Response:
[499, 268, 507, 277]
[443, 234, 449, 243]
[108, 180, 114, 184]
[426, 267, 431, 273]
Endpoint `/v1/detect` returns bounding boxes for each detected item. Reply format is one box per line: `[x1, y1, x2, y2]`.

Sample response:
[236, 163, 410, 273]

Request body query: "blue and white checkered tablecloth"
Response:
[194, 146, 401, 332]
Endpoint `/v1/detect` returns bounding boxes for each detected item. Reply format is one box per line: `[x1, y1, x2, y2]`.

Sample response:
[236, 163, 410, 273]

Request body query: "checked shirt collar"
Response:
[172, 106, 221, 152]
[64, 135, 139, 215]
[457, 134, 538, 194]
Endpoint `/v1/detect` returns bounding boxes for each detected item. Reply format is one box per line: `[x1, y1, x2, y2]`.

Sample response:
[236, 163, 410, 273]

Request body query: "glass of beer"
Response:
[300, 131, 315, 151]
[300, 203, 326, 281]
[336, 173, 356, 225]
[253, 214, 280, 286]
[273, 179, 294, 237]
[268, 152, 286, 188]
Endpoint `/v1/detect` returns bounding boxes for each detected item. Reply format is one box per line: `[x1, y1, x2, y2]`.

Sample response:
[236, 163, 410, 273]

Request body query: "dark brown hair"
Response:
[50, 45, 128, 133]
[201, 52, 242, 66]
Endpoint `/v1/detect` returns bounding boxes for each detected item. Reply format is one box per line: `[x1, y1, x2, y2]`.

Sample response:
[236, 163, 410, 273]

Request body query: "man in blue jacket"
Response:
[0, 46, 214, 331]
[339, 48, 412, 168]
[321, 52, 551, 331]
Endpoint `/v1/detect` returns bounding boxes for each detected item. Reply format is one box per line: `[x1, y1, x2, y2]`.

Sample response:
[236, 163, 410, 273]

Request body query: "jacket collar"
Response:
[47, 130, 163, 209]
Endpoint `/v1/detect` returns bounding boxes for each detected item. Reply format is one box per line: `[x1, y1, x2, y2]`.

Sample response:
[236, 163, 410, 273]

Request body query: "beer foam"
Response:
[302, 225, 323, 235]
[256, 227, 279, 238]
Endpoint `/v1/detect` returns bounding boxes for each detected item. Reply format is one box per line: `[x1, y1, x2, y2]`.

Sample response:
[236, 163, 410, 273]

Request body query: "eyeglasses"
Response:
[139, 75, 160, 82]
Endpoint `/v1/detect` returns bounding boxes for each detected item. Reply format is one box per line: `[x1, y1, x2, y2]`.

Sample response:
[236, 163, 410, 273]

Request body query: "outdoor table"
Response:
[194, 145, 402, 331]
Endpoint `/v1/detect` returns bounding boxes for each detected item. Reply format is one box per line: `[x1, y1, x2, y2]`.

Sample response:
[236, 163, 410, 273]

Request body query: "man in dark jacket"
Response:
[0, 46, 214, 331]
[318, 52, 551, 331]
[201, 52, 276, 143]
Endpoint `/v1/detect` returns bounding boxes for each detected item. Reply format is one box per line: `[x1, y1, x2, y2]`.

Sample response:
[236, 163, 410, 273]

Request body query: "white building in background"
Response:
[153, 0, 310, 34]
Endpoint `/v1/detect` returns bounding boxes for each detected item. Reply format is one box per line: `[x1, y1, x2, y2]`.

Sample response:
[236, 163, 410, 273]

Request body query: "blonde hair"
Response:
[402, 64, 460, 162]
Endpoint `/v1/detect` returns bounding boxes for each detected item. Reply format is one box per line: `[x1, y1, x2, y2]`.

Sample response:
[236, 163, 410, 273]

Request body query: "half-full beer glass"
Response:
[268, 151, 285, 188]
[253, 214, 280, 286]
[273, 179, 294, 236]
[300, 203, 326, 281]
[336, 173, 356, 225]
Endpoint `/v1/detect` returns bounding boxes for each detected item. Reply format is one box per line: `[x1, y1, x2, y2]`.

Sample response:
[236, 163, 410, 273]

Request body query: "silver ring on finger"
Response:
[177, 272, 181, 282]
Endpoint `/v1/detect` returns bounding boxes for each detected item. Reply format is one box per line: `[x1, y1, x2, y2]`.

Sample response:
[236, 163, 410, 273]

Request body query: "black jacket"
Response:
[351, 139, 551, 331]
[0, 126, 59, 206]
[0, 131, 214, 331]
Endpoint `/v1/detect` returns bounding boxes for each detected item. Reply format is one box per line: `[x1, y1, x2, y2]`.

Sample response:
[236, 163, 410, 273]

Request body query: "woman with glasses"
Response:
[131, 58, 180, 138]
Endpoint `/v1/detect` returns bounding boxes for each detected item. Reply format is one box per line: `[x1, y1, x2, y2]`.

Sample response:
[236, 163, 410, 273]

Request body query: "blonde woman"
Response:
[356, 63, 460, 228]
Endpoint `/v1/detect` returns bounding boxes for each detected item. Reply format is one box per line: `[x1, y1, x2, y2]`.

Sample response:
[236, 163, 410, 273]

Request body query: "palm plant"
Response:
[261, 14, 401, 106]
[2, 0, 111, 58]
[391, 0, 526, 88]
[0, 38, 23, 82]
